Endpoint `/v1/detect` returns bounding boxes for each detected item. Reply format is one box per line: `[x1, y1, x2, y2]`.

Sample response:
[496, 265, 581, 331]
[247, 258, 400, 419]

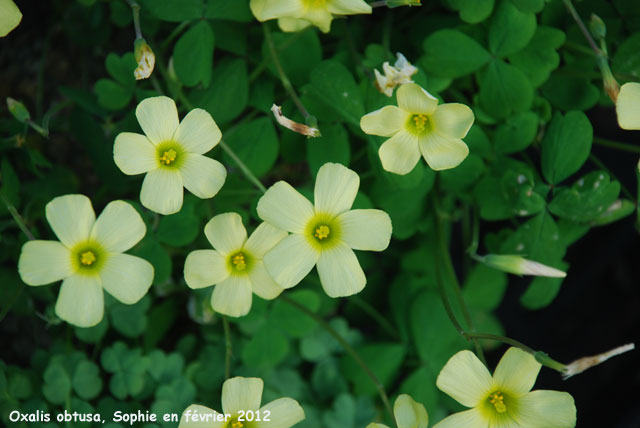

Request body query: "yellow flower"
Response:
[17, 195, 154, 327]
[257, 162, 392, 297]
[0, 0, 22, 37]
[113, 96, 226, 215]
[250, 0, 371, 33]
[615, 82, 640, 130]
[184, 213, 287, 317]
[366, 394, 429, 428]
[179, 376, 305, 428]
[434, 348, 576, 428]
[361, 83, 474, 174]
[375, 53, 418, 97]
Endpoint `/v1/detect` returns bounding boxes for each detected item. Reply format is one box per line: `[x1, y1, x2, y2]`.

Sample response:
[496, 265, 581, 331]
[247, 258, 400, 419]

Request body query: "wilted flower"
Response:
[562, 343, 635, 379]
[616, 82, 640, 130]
[271, 104, 321, 137]
[375, 53, 418, 97]
[366, 394, 428, 428]
[133, 38, 155, 80]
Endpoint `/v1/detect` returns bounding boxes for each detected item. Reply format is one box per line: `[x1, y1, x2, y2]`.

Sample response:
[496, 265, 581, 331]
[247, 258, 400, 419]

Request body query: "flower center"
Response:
[303, 0, 326, 7]
[489, 391, 507, 413]
[231, 421, 243, 428]
[79, 251, 96, 266]
[406, 113, 432, 135]
[232, 252, 247, 271]
[413, 114, 428, 130]
[314, 225, 330, 240]
[160, 149, 177, 165]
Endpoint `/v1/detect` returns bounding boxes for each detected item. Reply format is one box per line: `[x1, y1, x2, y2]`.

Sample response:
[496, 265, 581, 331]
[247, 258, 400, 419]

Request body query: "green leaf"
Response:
[312, 358, 348, 401]
[191, 58, 248, 124]
[493, 111, 539, 153]
[463, 264, 508, 311]
[612, 32, 640, 79]
[520, 276, 565, 309]
[94, 78, 132, 111]
[139, 0, 204, 21]
[156, 200, 200, 246]
[173, 21, 214, 88]
[101, 342, 148, 399]
[489, 0, 537, 57]
[541, 111, 593, 185]
[72, 361, 102, 400]
[541, 75, 599, 111]
[42, 363, 71, 405]
[109, 295, 151, 338]
[223, 117, 279, 178]
[341, 343, 406, 396]
[398, 368, 438, 417]
[242, 320, 289, 369]
[548, 171, 621, 222]
[500, 211, 566, 263]
[308, 60, 365, 125]
[591, 199, 635, 226]
[306, 123, 350, 175]
[449, 0, 495, 23]
[106, 52, 136, 86]
[205, 0, 252, 21]
[439, 154, 484, 192]
[510, 0, 544, 13]
[263, 29, 322, 86]
[510, 26, 566, 87]
[130, 236, 172, 286]
[271, 290, 321, 338]
[479, 59, 534, 118]
[75, 317, 109, 343]
[422, 29, 491, 78]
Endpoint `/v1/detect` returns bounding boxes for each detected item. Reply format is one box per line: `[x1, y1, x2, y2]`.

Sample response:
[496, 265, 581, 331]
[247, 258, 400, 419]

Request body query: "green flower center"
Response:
[156, 142, 184, 168]
[71, 241, 106, 274]
[489, 391, 507, 413]
[406, 113, 432, 135]
[159, 149, 177, 165]
[232, 252, 247, 271]
[228, 251, 252, 275]
[306, 213, 341, 250]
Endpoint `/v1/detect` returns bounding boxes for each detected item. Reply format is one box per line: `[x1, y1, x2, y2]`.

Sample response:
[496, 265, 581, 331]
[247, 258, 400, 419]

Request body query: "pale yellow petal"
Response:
[366, 424, 389, 428]
[328, 0, 372, 15]
[302, 7, 333, 33]
[211, 275, 253, 317]
[178, 404, 226, 428]
[378, 130, 421, 175]
[140, 168, 183, 215]
[314, 162, 359, 215]
[436, 350, 493, 407]
[172, 108, 222, 154]
[432, 409, 487, 428]
[46, 194, 95, 247]
[221, 377, 264, 415]
[277, 17, 312, 32]
[316, 243, 365, 297]
[18, 241, 73, 286]
[179, 153, 226, 199]
[394, 394, 428, 428]
[396, 83, 438, 114]
[616, 82, 640, 130]
[100, 253, 153, 304]
[337, 209, 392, 251]
[250, 0, 305, 21]
[263, 234, 319, 289]
[0, 0, 21, 37]
[113, 132, 159, 175]
[257, 181, 314, 233]
[184, 249, 230, 289]
[418, 133, 469, 171]
[513, 390, 576, 428]
[431, 103, 475, 139]
[256, 398, 305, 428]
[55, 274, 104, 327]
[204, 212, 247, 255]
[136, 96, 179, 145]
[493, 347, 541, 396]
[244, 222, 288, 258]
[360, 106, 409, 137]
[249, 261, 284, 300]
[91, 200, 146, 252]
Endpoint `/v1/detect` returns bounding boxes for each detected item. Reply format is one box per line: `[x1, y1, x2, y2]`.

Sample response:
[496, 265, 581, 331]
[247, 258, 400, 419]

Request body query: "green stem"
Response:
[219, 140, 267, 194]
[222, 317, 232, 380]
[562, 0, 602, 56]
[281, 295, 396, 427]
[593, 137, 640, 154]
[464, 332, 535, 355]
[1, 194, 35, 240]
[351, 296, 399, 338]
[125, 0, 143, 39]
[262, 23, 310, 119]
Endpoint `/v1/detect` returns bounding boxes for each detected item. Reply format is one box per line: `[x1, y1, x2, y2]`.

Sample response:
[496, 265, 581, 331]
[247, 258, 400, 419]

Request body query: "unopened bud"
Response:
[134, 38, 155, 80]
[386, 0, 421, 8]
[562, 343, 635, 379]
[271, 104, 321, 138]
[6, 97, 30, 123]
[478, 254, 567, 278]
[589, 14, 606, 39]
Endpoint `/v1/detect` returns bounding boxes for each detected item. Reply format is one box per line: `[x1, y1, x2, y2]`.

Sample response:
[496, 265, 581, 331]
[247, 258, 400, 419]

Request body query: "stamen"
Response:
[489, 392, 507, 413]
[80, 251, 96, 266]
[232, 253, 247, 271]
[231, 421, 243, 428]
[413, 114, 428, 131]
[314, 225, 330, 240]
[160, 149, 177, 165]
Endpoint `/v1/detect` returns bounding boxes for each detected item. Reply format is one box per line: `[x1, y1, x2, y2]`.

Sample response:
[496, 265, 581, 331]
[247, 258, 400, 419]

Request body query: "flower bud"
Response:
[479, 254, 566, 278]
[589, 14, 606, 39]
[133, 38, 155, 80]
[6, 97, 30, 123]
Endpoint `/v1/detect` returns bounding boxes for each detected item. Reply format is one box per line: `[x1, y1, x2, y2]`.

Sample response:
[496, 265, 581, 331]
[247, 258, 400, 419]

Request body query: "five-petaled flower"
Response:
[183, 212, 287, 317]
[361, 83, 474, 175]
[616, 82, 640, 130]
[434, 347, 576, 428]
[18, 194, 154, 327]
[250, 0, 371, 34]
[113, 96, 226, 215]
[257, 162, 392, 297]
[366, 394, 429, 428]
[179, 376, 305, 428]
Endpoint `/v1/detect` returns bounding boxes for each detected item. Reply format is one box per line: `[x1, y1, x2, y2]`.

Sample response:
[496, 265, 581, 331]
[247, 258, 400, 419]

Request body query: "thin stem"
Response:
[370, 1, 387, 7]
[1, 194, 35, 240]
[464, 332, 536, 355]
[222, 317, 232, 380]
[351, 296, 399, 338]
[125, 0, 143, 39]
[281, 295, 396, 427]
[262, 23, 310, 119]
[562, 0, 602, 56]
[219, 140, 267, 194]
[593, 136, 640, 154]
